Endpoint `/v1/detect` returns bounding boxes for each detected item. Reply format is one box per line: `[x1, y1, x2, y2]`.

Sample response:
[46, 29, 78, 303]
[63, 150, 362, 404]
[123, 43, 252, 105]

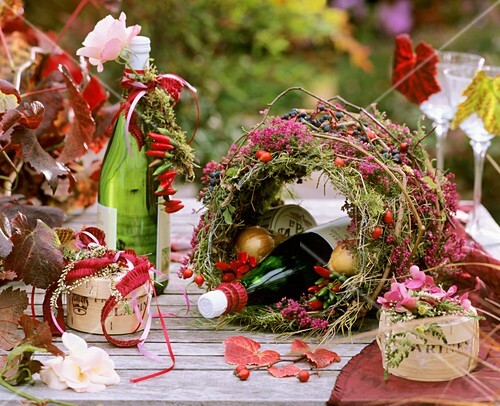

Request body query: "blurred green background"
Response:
[24, 0, 500, 220]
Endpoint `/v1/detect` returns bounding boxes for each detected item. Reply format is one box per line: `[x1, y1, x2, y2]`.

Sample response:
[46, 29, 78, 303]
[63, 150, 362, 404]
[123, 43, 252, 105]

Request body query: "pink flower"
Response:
[377, 279, 416, 313]
[404, 265, 435, 290]
[429, 284, 457, 299]
[76, 12, 141, 72]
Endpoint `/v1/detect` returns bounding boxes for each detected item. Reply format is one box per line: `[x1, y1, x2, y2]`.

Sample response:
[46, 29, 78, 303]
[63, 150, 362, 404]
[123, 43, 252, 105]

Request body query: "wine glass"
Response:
[419, 52, 484, 172]
[444, 65, 500, 242]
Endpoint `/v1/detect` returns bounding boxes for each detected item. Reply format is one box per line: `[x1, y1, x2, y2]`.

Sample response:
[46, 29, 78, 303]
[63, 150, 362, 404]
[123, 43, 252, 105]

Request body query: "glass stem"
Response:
[433, 120, 450, 172]
[467, 139, 491, 235]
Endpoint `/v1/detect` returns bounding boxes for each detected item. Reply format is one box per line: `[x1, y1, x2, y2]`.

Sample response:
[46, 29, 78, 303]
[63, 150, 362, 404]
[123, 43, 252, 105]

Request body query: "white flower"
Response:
[39, 332, 120, 392]
[76, 12, 141, 72]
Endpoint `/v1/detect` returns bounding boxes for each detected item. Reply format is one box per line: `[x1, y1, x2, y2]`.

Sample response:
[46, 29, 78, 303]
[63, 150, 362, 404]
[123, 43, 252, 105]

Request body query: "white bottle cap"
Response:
[197, 290, 228, 318]
[126, 35, 151, 71]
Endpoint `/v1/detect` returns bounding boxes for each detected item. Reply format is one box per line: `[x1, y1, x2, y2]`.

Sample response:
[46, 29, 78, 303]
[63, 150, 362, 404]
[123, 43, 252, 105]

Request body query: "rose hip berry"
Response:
[383, 209, 394, 224]
[182, 268, 193, 279]
[256, 150, 272, 162]
[194, 274, 205, 286]
[334, 157, 345, 167]
[236, 367, 250, 381]
[298, 370, 310, 382]
[371, 227, 383, 239]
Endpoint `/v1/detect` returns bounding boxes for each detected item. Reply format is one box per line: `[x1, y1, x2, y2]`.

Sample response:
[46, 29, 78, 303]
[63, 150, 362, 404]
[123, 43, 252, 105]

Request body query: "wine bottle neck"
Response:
[124, 35, 151, 72]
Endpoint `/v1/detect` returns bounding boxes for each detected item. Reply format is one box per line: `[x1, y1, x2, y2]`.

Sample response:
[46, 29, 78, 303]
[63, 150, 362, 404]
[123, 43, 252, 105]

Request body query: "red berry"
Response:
[366, 129, 377, 140]
[182, 268, 193, 279]
[257, 150, 272, 163]
[371, 227, 383, 239]
[255, 150, 265, 159]
[334, 157, 345, 167]
[400, 142, 409, 152]
[237, 368, 250, 380]
[383, 209, 394, 224]
[235, 365, 247, 374]
[194, 274, 205, 286]
[298, 370, 310, 382]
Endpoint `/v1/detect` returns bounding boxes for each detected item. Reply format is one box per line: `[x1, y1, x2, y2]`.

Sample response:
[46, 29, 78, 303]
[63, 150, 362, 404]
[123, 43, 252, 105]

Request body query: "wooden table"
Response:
[2, 198, 499, 405]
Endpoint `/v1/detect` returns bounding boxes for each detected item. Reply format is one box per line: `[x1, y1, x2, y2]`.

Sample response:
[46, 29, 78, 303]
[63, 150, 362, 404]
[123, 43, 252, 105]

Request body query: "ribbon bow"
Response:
[120, 71, 199, 154]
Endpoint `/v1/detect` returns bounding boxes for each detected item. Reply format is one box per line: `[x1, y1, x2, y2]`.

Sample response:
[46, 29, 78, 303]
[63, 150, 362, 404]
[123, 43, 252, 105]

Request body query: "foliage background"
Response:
[22, 0, 500, 220]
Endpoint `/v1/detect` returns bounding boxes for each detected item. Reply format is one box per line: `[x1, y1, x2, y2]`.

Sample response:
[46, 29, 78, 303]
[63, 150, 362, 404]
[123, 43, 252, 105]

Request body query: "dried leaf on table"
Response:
[451, 71, 500, 135]
[290, 339, 340, 369]
[18, 314, 64, 357]
[268, 364, 302, 378]
[392, 34, 440, 105]
[4, 213, 64, 289]
[224, 335, 280, 366]
[0, 287, 28, 350]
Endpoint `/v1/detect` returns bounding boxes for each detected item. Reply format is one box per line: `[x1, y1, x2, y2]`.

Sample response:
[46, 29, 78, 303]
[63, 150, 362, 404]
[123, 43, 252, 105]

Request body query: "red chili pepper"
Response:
[248, 256, 257, 268]
[155, 187, 176, 196]
[163, 199, 184, 213]
[148, 132, 171, 144]
[238, 251, 249, 263]
[151, 142, 174, 151]
[331, 283, 342, 292]
[222, 272, 236, 282]
[314, 265, 331, 279]
[158, 170, 177, 182]
[146, 150, 168, 158]
[215, 262, 230, 271]
[308, 299, 324, 310]
[307, 285, 321, 294]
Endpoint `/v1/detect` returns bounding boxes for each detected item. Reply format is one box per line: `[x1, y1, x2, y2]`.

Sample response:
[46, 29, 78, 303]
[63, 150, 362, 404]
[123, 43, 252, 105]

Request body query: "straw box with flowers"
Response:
[376, 266, 479, 381]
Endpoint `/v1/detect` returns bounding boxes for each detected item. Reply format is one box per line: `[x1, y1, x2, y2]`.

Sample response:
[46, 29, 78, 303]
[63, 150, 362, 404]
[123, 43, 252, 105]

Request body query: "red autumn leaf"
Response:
[392, 34, 441, 105]
[0, 287, 28, 350]
[268, 364, 302, 378]
[0, 108, 22, 141]
[58, 65, 96, 163]
[290, 339, 311, 355]
[82, 75, 108, 112]
[224, 336, 280, 366]
[40, 52, 83, 84]
[0, 195, 65, 228]
[305, 348, 341, 369]
[4, 213, 65, 289]
[0, 78, 21, 103]
[10, 125, 69, 193]
[290, 339, 340, 369]
[18, 101, 45, 129]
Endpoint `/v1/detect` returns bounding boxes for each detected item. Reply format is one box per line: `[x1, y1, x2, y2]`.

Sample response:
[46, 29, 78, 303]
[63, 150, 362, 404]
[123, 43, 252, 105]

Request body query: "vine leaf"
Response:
[4, 213, 65, 289]
[268, 364, 302, 378]
[58, 65, 96, 163]
[451, 70, 500, 135]
[0, 287, 28, 350]
[392, 34, 440, 105]
[290, 339, 340, 369]
[224, 336, 280, 366]
[18, 314, 64, 357]
[0, 195, 65, 228]
[10, 125, 69, 194]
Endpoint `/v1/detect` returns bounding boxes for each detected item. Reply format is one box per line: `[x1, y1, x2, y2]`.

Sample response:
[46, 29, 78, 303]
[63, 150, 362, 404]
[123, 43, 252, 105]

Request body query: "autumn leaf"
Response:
[55, 227, 76, 248]
[82, 75, 108, 112]
[17, 101, 44, 129]
[10, 125, 69, 193]
[451, 70, 500, 135]
[0, 287, 28, 350]
[58, 65, 96, 163]
[392, 34, 440, 105]
[224, 336, 280, 366]
[0, 195, 65, 228]
[268, 364, 302, 378]
[18, 314, 64, 357]
[290, 339, 340, 369]
[4, 213, 64, 289]
[0, 78, 21, 113]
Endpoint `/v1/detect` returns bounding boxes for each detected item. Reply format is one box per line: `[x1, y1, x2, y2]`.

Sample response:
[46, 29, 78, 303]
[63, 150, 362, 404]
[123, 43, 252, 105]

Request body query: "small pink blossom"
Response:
[76, 12, 141, 72]
[404, 265, 435, 289]
[377, 279, 416, 313]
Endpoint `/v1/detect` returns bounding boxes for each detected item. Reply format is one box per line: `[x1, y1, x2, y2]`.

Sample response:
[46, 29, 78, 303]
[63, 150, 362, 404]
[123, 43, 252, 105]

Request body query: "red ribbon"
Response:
[120, 70, 199, 150]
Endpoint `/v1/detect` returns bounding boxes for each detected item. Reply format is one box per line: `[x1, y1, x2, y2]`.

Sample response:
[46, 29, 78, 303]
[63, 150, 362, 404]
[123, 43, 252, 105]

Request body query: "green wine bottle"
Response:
[197, 216, 351, 318]
[97, 36, 170, 294]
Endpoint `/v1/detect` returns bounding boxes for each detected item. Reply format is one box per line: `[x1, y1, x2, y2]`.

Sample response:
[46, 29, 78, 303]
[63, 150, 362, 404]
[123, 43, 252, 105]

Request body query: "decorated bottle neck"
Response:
[197, 282, 248, 318]
[124, 35, 151, 73]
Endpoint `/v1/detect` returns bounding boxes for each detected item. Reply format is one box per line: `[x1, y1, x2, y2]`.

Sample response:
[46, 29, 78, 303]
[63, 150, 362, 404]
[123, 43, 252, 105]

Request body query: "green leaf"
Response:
[222, 209, 233, 224]
[422, 176, 437, 190]
[451, 71, 500, 135]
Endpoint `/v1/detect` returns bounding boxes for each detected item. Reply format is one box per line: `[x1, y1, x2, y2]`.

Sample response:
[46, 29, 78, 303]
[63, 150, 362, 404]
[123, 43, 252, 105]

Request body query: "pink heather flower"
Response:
[76, 12, 141, 72]
[404, 265, 435, 290]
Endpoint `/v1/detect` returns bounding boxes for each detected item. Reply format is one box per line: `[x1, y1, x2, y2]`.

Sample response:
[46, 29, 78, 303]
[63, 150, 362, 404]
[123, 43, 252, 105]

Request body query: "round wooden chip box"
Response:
[377, 308, 479, 381]
[66, 273, 150, 335]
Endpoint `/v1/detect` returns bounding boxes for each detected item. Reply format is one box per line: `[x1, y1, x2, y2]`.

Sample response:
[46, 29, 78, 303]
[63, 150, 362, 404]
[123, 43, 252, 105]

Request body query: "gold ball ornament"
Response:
[234, 226, 275, 261]
[328, 245, 358, 276]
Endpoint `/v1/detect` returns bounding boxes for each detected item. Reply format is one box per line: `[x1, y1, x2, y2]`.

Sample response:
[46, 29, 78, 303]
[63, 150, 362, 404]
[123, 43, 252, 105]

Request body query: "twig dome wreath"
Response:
[185, 88, 465, 338]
